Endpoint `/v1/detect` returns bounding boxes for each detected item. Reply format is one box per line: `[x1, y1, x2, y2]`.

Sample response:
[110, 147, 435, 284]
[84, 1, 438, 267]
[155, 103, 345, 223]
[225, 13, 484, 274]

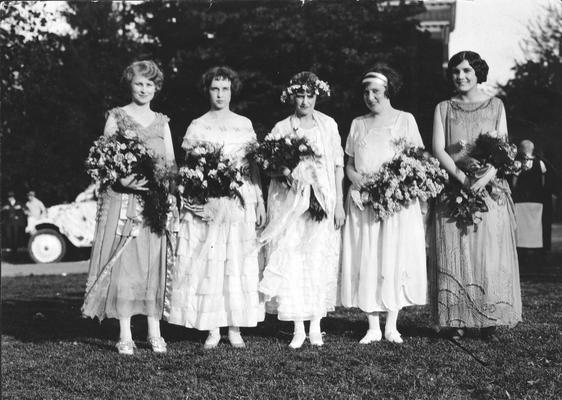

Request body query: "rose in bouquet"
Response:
[178, 143, 245, 211]
[86, 131, 171, 234]
[358, 140, 448, 222]
[248, 131, 326, 221]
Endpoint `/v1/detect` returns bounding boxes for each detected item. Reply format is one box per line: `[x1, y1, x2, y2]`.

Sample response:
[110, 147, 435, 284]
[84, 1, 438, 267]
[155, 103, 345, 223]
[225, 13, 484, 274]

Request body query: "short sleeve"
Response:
[103, 109, 119, 137]
[244, 117, 257, 144]
[345, 119, 358, 157]
[540, 160, 547, 174]
[331, 120, 344, 167]
[405, 112, 424, 148]
[181, 120, 198, 149]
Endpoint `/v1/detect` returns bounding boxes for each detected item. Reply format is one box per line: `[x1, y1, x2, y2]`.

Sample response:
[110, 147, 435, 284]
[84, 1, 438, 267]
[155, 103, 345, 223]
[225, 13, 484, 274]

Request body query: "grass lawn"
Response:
[2, 270, 561, 400]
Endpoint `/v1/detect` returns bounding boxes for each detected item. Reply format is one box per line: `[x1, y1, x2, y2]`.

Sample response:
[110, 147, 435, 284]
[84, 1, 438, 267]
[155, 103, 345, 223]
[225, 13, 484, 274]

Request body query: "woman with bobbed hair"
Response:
[165, 66, 266, 349]
[430, 51, 521, 339]
[259, 71, 345, 349]
[82, 60, 176, 355]
[339, 63, 427, 344]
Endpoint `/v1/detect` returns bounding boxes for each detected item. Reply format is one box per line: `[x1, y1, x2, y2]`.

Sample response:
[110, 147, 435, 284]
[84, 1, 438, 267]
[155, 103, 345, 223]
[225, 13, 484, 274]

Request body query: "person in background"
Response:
[511, 140, 547, 261]
[25, 191, 47, 219]
[2, 191, 26, 252]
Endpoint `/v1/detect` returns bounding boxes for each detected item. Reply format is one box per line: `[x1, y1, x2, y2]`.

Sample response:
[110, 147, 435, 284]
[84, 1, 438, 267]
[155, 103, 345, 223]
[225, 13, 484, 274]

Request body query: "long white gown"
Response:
[340, 111, 427, 312]
[164, 113, 265, 330]
[259, 111, 344, 321]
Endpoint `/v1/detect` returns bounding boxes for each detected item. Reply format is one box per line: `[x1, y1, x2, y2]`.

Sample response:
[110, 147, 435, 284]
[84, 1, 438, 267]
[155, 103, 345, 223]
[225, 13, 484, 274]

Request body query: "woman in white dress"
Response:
[164, 66, 266, 349]
[259, 71, 345, 348]
[340, 65, 427, 344]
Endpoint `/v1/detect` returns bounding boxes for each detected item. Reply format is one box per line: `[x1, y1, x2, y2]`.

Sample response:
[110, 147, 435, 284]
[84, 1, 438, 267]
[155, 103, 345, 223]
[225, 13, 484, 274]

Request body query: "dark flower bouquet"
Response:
[248, 131, 326, 221]
[86, 131, 171, 234]
[357, 139, 448, 221]
[440, 131, 521, 232]
[469, 132, 522, 179]
[178, 143, 245, 208]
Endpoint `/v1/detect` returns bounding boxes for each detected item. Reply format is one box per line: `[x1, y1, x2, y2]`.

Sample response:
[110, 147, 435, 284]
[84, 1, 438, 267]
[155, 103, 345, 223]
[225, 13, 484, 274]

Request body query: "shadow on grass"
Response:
[2, 278, 438, 348]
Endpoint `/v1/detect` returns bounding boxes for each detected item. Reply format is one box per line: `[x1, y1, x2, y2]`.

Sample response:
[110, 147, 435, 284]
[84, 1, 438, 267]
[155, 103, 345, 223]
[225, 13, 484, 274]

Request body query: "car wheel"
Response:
[28, 228, 67, 263]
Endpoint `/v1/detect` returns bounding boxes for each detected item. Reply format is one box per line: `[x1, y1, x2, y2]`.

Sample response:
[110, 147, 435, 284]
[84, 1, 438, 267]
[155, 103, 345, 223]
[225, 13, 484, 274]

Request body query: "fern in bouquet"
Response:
[359, 139, 448, 222]
[248, 131, 326, 221]
[85, 131, 171, 235]
[178, 143, 245, 208]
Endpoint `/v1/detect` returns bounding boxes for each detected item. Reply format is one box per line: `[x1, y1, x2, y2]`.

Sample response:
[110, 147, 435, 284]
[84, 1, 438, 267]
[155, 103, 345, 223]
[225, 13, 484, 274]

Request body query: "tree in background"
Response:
[501, 2, 562, 173]
[1, 2, 140, 204]
[1, 0, 448, 205]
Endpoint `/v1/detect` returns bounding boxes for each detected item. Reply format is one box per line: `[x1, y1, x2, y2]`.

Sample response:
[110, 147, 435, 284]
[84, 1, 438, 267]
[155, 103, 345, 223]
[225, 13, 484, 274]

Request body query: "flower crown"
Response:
[280, 77, 331, 103]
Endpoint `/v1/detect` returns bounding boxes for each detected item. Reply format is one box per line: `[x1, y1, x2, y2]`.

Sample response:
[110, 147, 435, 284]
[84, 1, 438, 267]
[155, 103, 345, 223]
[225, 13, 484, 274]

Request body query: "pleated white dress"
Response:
[340, 112, 427, 312]
[164, 114, 265, 330]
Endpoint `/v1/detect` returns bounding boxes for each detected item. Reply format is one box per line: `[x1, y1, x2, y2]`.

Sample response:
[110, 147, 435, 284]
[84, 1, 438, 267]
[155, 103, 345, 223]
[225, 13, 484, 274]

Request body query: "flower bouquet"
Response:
[248, 131, 326, 221]
[441, 131, 521, 232]
[86, 131, 171, 234]
[178, 143, 245, 222]
[357, 139, 448, 221]
[468, 132, 522, 179]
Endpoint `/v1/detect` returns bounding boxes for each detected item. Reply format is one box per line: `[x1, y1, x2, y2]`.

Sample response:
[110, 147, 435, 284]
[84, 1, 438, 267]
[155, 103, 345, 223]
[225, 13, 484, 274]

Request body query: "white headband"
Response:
[362, 72, 388, 86]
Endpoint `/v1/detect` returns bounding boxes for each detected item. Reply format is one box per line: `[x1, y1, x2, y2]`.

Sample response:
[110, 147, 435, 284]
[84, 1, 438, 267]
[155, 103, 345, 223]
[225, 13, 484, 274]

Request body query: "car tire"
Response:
[28, 228, 67, 264]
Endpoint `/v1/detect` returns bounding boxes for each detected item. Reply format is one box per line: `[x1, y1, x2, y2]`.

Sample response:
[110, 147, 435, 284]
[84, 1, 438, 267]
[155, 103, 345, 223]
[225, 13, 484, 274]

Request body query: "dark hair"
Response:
[121, 60, 164, 92]
[360, 63, 402, 99]
[447, 51, 489, 84]
[200, 66, 242, 96]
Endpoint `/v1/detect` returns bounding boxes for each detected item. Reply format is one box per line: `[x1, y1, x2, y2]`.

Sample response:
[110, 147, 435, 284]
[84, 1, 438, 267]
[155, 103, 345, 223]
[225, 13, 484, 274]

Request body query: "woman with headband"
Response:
[430, 51, 521, 340]
[340, 64, 427, 344]
[259, 71, 345, 349]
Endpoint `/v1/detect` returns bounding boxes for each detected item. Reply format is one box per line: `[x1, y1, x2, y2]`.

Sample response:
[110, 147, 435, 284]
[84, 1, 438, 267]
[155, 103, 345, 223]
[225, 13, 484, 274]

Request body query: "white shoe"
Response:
[289, 332, 306, 349]
[228, 330, 246, 348]
[385, 330, 404, 344]
[309, 332, 324, 347]
[204, 330, 221, 349]
[359, 329, 382, 344]
[116, 340, 136, 355]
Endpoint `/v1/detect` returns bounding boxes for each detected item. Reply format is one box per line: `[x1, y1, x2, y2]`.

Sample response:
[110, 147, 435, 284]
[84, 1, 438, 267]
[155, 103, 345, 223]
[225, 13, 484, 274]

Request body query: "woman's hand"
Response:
[349, 174, 365, 190]
[119, 175, 148, 191]
[255, 201, 266, 228]
[184, 203, 213, 222]
[470, 165, 497, 192]
[334, 202, 346, 229]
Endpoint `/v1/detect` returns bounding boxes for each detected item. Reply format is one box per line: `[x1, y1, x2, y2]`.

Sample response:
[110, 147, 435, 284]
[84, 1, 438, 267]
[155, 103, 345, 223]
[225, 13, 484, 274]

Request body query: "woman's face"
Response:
[363, 79, 389, 113]
[451, 59, 478, 93]
[130, 74, 156, 105]
[208, 78, 232, 110]
[294, 90, 316, 117]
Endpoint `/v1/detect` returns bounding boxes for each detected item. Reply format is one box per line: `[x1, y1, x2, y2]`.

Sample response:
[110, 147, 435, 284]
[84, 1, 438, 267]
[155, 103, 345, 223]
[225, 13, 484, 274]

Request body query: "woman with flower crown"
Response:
[164, 66, 266, 349]
[82, 60, 176, 355]
[259, 71, 345, 349]
[339, 64, 427, 344]
[430, 51, 521, 340]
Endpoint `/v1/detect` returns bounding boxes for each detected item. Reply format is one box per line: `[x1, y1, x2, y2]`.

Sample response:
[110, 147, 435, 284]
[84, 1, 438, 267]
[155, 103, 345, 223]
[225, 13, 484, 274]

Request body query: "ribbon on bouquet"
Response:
[259, 160, 328, 246]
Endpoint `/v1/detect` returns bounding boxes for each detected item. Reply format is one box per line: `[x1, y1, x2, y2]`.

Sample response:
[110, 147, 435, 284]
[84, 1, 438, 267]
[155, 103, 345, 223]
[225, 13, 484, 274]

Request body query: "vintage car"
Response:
[26, 186, 97, 263]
